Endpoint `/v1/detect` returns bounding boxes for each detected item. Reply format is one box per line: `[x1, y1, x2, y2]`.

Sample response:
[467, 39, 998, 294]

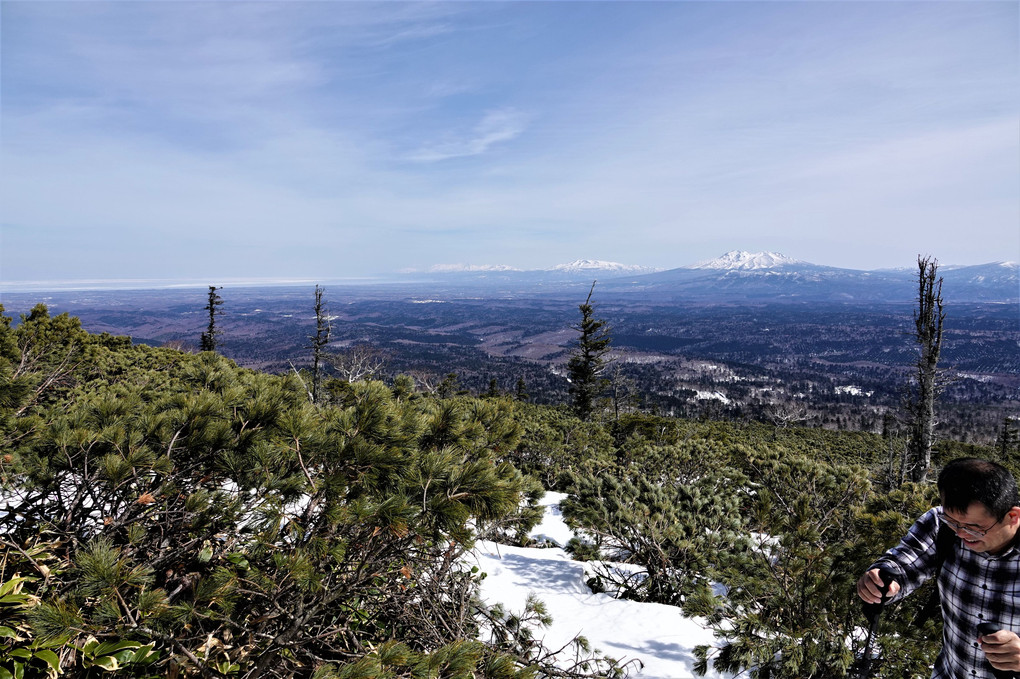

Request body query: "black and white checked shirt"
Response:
[873, 507, 1020, 679]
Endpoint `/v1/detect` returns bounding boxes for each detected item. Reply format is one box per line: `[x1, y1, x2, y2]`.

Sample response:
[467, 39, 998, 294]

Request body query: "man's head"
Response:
[938, 458, 1019, 518]
[938, 457, 1020, 553]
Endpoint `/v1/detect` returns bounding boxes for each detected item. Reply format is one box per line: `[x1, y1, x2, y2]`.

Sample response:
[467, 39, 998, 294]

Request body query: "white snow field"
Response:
[471, 493, 732, 679]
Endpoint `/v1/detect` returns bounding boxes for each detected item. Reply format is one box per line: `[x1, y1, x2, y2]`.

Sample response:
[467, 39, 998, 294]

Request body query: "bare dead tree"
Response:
[905, 255, 945, 483]
[326, 344, 386, 384]
[609, 360, 636, 420]
[765, 402, 809, 438]
[309, 285, 331, 402]
[406, 369, 441, 394]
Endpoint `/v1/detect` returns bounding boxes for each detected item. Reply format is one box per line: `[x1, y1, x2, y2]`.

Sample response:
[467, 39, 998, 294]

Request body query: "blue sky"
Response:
[2, 1, 1017, 287]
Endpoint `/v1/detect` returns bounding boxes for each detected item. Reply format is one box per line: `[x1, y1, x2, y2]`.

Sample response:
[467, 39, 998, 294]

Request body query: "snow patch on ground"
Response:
[471, 493, 731, 679]
[835, 385, 873, 397]
[695, 390, 731, 405]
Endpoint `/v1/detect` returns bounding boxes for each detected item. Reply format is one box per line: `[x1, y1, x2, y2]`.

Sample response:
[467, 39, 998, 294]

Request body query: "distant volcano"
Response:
[690, 250, 804, 270]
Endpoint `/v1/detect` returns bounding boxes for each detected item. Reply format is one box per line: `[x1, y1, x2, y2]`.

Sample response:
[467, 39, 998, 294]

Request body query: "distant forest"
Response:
[3, 283, 1016, 447]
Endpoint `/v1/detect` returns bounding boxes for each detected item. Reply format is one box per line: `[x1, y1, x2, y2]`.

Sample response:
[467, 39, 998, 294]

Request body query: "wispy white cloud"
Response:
[366, 22, 458, 48]
[407, 108, 531, 162]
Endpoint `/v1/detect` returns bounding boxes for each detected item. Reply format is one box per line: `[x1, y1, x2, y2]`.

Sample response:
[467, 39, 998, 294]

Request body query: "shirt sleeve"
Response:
[868, 507, 941, 602]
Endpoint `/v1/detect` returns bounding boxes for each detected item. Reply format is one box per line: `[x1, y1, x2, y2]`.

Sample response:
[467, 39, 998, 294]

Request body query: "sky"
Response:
[2, 1, 1018, 287]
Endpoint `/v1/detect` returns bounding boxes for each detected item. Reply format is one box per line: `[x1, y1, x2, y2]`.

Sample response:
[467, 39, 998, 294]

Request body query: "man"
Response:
[857, 457, 1020, 677]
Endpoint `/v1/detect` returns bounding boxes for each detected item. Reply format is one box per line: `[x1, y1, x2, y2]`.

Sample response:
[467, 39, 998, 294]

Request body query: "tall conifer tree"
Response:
[200, 285, 223, 352]
[515, 377, 529, 402]
[567, 282, 612, 421]
[997, 417, 1019, 459]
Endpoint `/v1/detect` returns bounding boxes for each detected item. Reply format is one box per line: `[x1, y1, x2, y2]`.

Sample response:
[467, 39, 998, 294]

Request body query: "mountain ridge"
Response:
[412, 252, 1016, 276]
[401, 253, 1019, 304]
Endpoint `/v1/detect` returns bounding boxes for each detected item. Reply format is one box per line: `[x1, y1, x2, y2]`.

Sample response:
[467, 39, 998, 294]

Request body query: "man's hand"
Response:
[980, 629, 1020, 672]
[856, 568, 901, 604]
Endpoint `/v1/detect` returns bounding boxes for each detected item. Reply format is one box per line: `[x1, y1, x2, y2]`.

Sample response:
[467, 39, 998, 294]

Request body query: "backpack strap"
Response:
[913, 521, 958, 626]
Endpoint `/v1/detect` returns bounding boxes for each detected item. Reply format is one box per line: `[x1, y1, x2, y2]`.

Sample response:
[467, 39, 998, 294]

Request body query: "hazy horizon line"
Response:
[2, 257, 1017, 295]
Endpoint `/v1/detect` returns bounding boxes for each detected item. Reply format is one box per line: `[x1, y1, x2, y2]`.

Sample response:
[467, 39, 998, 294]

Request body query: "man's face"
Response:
[942, 502, 1020, 554]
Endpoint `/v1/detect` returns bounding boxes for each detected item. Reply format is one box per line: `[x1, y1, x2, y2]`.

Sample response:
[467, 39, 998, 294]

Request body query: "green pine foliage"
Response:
[0, 305, 577, 677]
[509, 403, 616, 489]
[692, 451, 873, 678]
[846, 483, 945, 677]
[560, 469, 746, 607]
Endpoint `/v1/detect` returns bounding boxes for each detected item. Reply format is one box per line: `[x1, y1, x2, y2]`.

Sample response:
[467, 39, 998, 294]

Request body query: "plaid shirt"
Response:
[873, 507, 1020, 679]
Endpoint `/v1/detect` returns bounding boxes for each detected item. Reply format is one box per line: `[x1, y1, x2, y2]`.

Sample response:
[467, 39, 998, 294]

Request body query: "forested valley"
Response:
[2, 301, 1019, 678]
[3, 284, 1017, 448]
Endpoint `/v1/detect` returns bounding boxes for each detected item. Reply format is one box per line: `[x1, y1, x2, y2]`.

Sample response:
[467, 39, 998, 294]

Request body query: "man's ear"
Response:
[1007, 507, 1020, 525]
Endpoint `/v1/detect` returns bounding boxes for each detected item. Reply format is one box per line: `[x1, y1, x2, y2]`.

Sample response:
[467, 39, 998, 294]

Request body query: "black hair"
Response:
[938, 457, 1020, 520]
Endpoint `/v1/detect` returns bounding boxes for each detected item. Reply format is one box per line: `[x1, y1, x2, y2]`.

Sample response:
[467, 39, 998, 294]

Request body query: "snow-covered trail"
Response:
[471, 493, 732, 679]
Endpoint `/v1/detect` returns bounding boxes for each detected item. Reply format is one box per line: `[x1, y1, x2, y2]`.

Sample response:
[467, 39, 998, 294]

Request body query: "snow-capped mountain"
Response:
[690, 250, 804, 270]
[401, 259, 660, 286]
[599, 254, 1018, 304]
[398, 253, 1018, 304]
[549, 259, 660, 274]
[426, 264, 523, 273]
[938, 262, 1020, 302]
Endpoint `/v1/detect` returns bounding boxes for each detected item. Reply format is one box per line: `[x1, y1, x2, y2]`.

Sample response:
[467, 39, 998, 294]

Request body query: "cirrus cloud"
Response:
[408, 108, 531, 162]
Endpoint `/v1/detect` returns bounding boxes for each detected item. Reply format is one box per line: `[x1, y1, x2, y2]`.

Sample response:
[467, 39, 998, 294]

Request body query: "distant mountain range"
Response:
[416, 259, 659, 275]
[404, 251, 1019, 304]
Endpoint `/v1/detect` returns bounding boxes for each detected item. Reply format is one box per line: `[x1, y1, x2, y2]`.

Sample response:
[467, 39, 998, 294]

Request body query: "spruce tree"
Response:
[484, 377, 500, 398]
[567, 282, 612, 421]
[309, 284, 331, 403]
[437, 372, 461, 398]
[199, 285, 223, 352]
[997, 416, 1019, 458]
[515, 377, 529, 402]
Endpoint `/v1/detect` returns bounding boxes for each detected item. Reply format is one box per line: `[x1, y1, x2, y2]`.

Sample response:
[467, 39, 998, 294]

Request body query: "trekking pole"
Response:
[852, 567, 897, 679]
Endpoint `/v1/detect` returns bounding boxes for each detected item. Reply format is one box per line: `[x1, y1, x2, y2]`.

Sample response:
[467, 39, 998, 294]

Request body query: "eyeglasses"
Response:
[939, 511, 1001, 539]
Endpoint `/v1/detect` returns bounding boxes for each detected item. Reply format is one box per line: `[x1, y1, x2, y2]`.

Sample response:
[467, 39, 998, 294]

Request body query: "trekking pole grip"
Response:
[977, 622, 1015, 679]
[876, 566, 896, 601]
[978, 622, 1001, 636]
[862, 567, 897, 622]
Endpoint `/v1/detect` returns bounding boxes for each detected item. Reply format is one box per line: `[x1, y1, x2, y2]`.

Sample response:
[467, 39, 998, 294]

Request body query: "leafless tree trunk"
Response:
[326, 344, 386, 383]
[906, 255, 945, 483]
[407, 370, 440, 394]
